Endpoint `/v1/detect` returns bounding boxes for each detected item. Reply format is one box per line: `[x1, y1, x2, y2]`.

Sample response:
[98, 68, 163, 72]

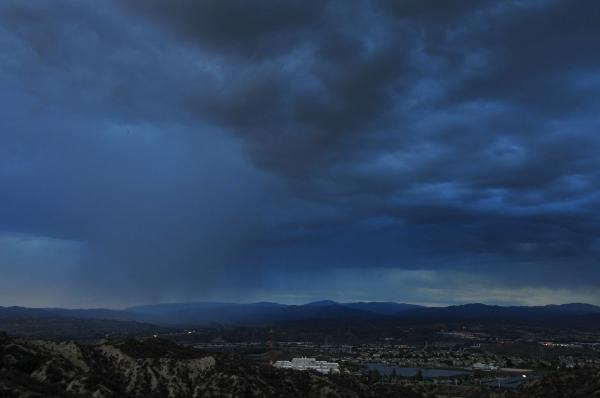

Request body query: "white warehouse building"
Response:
[274, 357, 340, 374]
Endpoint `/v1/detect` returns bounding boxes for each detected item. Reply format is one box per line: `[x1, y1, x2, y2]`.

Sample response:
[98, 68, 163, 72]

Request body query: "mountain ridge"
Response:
[398, 302, 600, 320]
[2, 302, 600, 327]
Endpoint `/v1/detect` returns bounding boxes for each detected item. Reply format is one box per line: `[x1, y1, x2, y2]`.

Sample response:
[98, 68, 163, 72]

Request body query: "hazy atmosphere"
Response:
[2, 0, 600, 308]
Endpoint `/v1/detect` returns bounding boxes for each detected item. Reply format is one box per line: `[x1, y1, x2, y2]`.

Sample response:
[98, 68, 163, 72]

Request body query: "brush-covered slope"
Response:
[0, 333, 384, 398]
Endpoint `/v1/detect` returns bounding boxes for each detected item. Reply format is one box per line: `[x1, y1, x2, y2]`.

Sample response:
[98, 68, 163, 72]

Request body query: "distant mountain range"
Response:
[2, 301, 600, 328]
[397, 302, 600, 320]
[124, 300, 424, 324]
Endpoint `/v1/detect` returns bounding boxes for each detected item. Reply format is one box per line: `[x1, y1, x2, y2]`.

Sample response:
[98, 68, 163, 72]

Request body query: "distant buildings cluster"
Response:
[274, 357, 340, 374]
[472, 362, 499, 371]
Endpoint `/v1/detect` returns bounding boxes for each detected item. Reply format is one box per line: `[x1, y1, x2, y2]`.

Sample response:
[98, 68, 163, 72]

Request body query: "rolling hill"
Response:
[2, 301, 600, 330]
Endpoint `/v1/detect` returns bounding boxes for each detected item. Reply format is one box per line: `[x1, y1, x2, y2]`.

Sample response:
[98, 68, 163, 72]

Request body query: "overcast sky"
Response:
[2, 0, 600, 308]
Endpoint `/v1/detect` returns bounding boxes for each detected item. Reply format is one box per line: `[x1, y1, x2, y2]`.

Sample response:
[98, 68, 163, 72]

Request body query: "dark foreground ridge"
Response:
[0, 332, 361, 398]
[2, 331, 475, 398]
[1, 332, 600, 398]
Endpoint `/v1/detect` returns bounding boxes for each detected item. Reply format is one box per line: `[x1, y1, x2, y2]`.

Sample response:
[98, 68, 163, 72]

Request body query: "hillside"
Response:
[0, 333, 403, 398]
[126, 301, 423, 325]
[398, 303, 600, 321]
[3, 302, 600, 330]
[0, 308, 174, 340]
[2, 332, 599, 397]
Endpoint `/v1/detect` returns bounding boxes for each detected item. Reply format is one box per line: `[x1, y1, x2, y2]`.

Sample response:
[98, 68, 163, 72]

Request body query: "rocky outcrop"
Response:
[1, 335, 214, 397]
[3, 333, 596, 398]
[520, 369, 600, 398]
[0, 334, 375, 398]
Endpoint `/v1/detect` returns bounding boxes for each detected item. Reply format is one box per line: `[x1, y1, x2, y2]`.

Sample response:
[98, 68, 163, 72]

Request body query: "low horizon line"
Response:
[1, 300, 597, 311]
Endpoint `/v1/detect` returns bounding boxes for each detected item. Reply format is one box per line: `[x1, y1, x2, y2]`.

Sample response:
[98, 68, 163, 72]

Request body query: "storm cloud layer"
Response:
[1, 0, 600, 307]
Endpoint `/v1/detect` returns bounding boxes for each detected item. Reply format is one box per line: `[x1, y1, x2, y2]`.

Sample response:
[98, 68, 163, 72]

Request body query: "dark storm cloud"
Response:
[0, 0, 276, 306]
[121, 0, 416, 177]
[444, 0, 600, 113]
[123, 0, 327, 59]
[1, 0, 600, 306]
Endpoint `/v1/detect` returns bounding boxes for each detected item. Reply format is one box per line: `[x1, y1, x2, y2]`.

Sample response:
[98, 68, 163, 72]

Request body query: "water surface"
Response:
[366, 363, 472, 378]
